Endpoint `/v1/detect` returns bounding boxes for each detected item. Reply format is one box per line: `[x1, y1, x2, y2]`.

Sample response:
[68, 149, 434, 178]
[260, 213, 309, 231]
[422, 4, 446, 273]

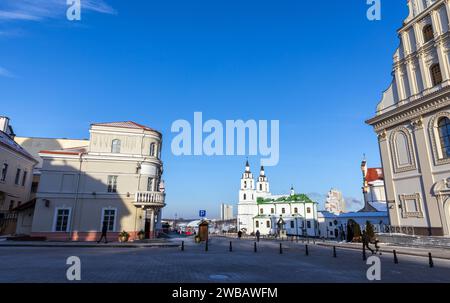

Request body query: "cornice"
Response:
[366, 85, 450, 131]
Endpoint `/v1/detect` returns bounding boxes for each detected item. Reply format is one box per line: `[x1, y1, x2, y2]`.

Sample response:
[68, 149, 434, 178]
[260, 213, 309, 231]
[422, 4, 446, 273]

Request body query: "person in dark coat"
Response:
[255, 230, 261, 242]
[97, 222, 108, 244]
[362, 231, 374, 254]
[237, 231, 243, 240]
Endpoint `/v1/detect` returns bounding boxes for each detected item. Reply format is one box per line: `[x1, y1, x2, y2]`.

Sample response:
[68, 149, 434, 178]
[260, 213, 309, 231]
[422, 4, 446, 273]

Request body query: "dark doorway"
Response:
[145, 219, 151, 239]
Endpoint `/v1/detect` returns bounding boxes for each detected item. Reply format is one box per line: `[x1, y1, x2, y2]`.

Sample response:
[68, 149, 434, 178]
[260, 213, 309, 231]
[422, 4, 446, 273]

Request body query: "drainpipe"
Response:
[69, 152, 85, 241]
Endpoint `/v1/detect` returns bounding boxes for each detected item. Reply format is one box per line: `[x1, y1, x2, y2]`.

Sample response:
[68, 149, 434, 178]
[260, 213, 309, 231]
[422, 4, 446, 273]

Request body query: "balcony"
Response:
[134, 191, 166, 207]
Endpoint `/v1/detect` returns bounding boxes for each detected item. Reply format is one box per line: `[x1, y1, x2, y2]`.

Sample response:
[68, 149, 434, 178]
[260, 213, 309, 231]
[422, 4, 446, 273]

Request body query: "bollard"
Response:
[362, 244, 367, 261]
[254, 242, 257, 253]
[229, 241, 232, 252]
[181, 241, 184, 251]
[429, 252, 434, 268]
[333, 246, 337, 258]
[305, 244, 309, 256]
[393, 250, 398, 264]
[205, 240, 208, 252]
[279, 243, 283, 254]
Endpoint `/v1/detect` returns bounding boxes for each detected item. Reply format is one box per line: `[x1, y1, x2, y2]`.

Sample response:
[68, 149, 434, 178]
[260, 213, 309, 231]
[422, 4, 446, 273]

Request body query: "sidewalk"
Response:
[316, 241, 450, 260]
[0, 239, 180, 248]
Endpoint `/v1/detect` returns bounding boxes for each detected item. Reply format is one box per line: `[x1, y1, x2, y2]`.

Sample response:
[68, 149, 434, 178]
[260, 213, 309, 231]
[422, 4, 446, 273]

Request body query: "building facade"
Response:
[367, 0, 450, 236]
[28, 121, 165, 241]
[0, 117, 37, 235]
[237, 161, 318, 237]
[220, 203, 234, 220]
[324, 189, 346, 215]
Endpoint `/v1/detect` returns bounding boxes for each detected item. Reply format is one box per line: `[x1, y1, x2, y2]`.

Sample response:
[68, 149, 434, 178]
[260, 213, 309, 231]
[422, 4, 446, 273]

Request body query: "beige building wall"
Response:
[30, 122, 165, 241]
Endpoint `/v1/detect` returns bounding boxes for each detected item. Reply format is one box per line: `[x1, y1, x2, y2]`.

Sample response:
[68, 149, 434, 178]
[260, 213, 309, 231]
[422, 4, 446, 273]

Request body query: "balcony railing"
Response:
[134, 191, 166, 206]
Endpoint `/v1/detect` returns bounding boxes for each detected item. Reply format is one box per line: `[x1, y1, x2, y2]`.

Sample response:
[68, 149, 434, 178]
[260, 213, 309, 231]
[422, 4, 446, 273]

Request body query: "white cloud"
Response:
[0, 66, 14, 78]
[0, 0, 116, 22]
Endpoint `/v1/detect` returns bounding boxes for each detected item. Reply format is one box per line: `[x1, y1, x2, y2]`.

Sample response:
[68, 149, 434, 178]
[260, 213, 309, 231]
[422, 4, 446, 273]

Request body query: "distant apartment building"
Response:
[220, 203, 234, 220]
[0, 117, 37, 235]
[324, 189, 346, 215]
[24, 121, 166, 241]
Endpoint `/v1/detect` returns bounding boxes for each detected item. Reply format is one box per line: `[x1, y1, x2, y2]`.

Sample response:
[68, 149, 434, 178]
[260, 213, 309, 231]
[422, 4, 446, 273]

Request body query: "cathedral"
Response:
[367, 0, 450, 236]
[237, 161, 318, 237]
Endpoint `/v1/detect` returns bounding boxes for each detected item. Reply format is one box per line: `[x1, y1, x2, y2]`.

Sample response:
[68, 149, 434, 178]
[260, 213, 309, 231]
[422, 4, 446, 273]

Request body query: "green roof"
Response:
[257, 194, 316, 204]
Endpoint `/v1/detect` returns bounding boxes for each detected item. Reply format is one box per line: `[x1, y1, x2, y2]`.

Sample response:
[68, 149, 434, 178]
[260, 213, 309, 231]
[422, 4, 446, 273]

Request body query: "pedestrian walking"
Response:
[362, 231, 374, 254]
[238, 230, 243, 240]
[256, 230, 261, 242]
[97, 222, 108, 244]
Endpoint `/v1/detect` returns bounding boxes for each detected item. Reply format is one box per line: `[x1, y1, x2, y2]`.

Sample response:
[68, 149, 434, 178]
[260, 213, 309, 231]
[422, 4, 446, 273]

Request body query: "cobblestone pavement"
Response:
[0, 236, 449, 283]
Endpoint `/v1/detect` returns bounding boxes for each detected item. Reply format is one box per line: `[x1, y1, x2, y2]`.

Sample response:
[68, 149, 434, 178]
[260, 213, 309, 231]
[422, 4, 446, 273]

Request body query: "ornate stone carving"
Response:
[428, 111, 450, 165]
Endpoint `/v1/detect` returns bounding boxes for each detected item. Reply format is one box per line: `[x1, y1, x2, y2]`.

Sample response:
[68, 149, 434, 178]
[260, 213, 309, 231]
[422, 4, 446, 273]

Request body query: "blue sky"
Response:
[0, 0, 407, 218]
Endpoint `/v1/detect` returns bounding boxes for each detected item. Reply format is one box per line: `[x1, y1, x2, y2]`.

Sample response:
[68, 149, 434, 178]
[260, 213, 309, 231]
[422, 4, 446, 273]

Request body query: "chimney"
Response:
[0, 116, 10, 133]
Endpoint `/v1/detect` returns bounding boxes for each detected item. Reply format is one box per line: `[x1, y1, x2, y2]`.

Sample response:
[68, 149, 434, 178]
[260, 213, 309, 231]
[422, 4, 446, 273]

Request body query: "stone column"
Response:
[445, 0, 450, 27]
[394, 65, 407, 101]
[431, 10, 450, 82]
[406, 59, 419, 95]
[410, 117, 443, 236]
[418, 51, 433, 89]
[377, 130, 401, 227]
[149, 208, 155, 238]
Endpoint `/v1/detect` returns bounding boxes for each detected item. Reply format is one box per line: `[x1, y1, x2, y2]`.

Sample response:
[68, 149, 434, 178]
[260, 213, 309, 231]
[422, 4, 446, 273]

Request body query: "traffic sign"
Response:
[199, 210, 206, 217]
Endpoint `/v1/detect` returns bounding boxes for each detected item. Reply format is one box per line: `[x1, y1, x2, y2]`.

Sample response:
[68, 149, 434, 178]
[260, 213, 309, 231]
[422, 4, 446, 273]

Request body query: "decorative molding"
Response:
[428, 111, 450, 165]
[411, 116, 424, 129]
[368, 88, 450, 132]
[399, 193, 424, 218]
[389, 126, 417, 173]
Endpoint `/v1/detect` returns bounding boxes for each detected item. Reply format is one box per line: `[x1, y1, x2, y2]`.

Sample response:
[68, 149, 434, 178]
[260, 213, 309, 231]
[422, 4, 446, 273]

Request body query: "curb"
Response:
[0, 243, 180, 249]
[316, 243, 450, 261]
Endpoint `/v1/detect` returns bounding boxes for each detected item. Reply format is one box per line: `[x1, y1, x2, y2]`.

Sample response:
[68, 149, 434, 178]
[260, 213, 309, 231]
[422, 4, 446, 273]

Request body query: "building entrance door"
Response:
[145, 219, 151, 239]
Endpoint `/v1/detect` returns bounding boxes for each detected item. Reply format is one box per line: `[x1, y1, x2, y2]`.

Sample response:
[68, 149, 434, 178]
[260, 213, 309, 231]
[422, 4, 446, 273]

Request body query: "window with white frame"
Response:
[21, 171, 27, 186]
[147, 177, 154, 192]
[107, 175, 118, 193]
[54, 208, 70, 232]
[111, 139, 121, 153]
[0, 163, 7, 182]
[102, 209, 116, 232]
[14, 168, 21, 185]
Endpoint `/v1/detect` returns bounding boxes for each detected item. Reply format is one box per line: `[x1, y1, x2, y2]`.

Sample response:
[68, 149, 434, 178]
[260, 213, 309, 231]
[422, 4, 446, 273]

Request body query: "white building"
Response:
[220, 203, 234, 220]
[366, 0, 450, 236]
[237, 161, 318, 237]
[324, 189, 346, 215]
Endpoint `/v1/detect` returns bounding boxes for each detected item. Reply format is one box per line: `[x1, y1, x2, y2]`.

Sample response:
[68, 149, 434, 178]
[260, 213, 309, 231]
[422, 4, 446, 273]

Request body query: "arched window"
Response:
[294, 207, 298, 214]
[243, 194, 247, 200]
[438, 117, 450, 158]
[260, 208, 264, 214]
[431, 64, 443, 86]
[150, 143, 156, 157]
[111, 139, 121, 153]
[423, 24, 434, 43]
[259, 184, 262, 190]
[307, 207, 311, 214]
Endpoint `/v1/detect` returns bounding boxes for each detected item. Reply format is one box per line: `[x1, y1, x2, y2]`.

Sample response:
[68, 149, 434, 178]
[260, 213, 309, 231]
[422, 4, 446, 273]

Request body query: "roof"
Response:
[319, 210, 387, 219]
[0, 131, 37, 162]
[11, 199, 36, 212]
[366, 168, 384, 182]
[40, 146, 88, 156]
[91, 121, 161, 134]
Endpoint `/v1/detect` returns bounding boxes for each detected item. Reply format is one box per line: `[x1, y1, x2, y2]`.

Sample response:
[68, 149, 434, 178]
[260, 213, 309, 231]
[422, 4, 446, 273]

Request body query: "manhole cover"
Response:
[209, 274, 229, 281]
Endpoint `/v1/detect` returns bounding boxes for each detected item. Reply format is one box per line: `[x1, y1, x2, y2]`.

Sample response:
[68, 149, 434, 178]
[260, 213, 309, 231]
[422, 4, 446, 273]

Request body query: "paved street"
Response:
[0, 236, 449, 283]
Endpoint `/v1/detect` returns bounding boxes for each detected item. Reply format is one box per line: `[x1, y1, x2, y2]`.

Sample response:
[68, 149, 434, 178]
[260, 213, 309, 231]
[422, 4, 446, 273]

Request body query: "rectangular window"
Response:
[107, 176, 118, 193]
[307, 221, 311, 229]
[290, 221, 295, 228]
[255, 221, 259, 228]
[21, 171, 27, 186]
[307, 207, 311, 214]
[147, 177, 154, 192]
[9, 200, 15, 210]
[260, 208, 263, 214]
[14, 168, 21, 185]
[55, 209, 70, 232]
[1, 163, 8, 182]
[266, 221, 270, 228]
[271, 208, 274, 214]
[282, 208, 285, 214]
[102, 209, 116, 232]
